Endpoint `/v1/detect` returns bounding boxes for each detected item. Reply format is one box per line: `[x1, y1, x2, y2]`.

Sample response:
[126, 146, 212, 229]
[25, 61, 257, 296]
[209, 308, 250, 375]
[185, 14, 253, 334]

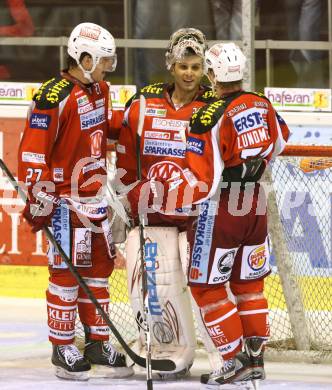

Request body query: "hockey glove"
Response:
[126, 179, 168, 218]
[23, 190, 61, 233]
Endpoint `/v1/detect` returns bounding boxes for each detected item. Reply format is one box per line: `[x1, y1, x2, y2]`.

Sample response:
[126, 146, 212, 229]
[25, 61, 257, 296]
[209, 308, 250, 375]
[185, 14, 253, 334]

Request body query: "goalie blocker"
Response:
[126, 226, 196, 376]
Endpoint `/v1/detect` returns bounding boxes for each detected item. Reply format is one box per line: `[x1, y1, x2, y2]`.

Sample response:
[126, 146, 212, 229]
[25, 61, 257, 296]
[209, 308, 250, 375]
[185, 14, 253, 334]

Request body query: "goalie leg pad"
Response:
[178, 230, 189, 276]
[126, 226, 196, 374]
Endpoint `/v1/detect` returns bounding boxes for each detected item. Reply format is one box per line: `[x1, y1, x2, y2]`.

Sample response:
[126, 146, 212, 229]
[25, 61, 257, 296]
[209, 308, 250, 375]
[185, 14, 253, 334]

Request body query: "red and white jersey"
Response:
[167, 91, 290, 208]
[18, 72, 122, 198]
[116, 82, 217, 187]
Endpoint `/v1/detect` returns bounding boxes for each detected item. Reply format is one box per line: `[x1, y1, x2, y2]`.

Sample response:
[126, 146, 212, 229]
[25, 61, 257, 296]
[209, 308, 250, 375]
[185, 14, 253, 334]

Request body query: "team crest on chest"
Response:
[90, 129, 103, 158]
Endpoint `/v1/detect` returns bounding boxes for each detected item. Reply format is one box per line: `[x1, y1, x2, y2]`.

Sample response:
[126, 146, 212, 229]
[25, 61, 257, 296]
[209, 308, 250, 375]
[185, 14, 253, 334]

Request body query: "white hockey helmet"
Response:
[165, 28, 207, 70]
[205, 42, 246, 83]
[67, 22, 117, 81]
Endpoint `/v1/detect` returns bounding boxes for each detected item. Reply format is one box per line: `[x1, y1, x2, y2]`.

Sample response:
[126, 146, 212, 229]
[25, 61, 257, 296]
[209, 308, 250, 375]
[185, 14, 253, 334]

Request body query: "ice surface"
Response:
[1, 298, 331, 390]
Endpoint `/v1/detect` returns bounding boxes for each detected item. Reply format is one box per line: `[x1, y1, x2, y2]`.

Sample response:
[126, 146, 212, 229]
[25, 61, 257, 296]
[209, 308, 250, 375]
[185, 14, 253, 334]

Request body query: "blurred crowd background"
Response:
[0, 0, 330, 91]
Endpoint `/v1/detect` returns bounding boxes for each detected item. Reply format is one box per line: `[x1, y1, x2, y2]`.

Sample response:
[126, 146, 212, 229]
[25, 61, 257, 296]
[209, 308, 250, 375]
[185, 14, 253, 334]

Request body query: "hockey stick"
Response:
[0, 158, 175, 372]
[136, 94, 154, 390]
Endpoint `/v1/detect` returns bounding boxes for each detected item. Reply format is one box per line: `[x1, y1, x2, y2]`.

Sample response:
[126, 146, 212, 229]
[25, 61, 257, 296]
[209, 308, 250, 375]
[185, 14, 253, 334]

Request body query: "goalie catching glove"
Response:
[23, 190, 61, 232]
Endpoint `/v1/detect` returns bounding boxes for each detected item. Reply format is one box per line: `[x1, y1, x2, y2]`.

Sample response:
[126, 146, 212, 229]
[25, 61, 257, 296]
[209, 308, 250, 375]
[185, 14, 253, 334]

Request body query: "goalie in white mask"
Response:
[115, 28, 219, 378]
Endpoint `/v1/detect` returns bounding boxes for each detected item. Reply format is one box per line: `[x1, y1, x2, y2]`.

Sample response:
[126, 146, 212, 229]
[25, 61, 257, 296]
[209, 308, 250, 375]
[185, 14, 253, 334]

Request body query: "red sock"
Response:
[204, 300, 243, 360]
[237, 298, 270, 339]
[77, 285, 110, 341]
[46, 288, 77, 345]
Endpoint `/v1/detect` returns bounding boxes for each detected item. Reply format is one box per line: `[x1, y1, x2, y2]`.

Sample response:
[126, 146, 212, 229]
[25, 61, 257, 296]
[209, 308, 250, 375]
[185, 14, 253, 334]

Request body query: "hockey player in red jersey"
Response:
[127, 42, 290, 386]
[115, 28, 219, 378]
[18, 22, 132, 381]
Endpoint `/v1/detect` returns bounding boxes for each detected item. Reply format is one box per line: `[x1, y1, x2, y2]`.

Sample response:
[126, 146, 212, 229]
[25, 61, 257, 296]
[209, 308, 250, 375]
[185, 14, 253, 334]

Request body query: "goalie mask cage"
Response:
[76, 144, 332, 364]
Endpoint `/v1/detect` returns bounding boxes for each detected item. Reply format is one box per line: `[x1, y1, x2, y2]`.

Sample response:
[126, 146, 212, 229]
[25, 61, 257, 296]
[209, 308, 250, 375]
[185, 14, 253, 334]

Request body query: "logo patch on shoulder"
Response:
[30, 113, 51, 130]
[186, 136, 205, 155]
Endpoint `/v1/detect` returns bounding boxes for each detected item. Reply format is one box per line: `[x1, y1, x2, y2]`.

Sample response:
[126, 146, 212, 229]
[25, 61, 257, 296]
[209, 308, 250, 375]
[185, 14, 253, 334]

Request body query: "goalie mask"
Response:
[67, 22, 117, 82]
[205, 42, 246, 84]
[165, 28, 208, 70]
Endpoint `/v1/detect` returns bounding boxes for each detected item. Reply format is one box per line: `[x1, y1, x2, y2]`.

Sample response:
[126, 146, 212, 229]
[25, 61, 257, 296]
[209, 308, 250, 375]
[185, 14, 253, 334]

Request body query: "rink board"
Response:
[0, 264, 330, 312]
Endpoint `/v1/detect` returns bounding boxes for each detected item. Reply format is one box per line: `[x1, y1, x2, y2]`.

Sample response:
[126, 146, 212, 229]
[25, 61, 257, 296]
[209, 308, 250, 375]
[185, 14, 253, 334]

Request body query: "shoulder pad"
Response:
[124, 93, 136, 110]
[196, 86, 218, 103]
[190, 99, 226, 134]
[33, 77, 74, 110]
[139, 82, 166, 98]
[125, 83, 166, 109]
[126, 83, 167, 109]
[245, 91, 271, 104]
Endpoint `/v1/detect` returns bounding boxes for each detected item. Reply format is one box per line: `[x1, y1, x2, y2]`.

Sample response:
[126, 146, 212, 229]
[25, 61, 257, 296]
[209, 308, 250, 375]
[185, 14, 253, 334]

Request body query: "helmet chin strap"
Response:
[78, 64, 94, 83]
[207, 72, 217, 94]
[78, 58, 99, 83]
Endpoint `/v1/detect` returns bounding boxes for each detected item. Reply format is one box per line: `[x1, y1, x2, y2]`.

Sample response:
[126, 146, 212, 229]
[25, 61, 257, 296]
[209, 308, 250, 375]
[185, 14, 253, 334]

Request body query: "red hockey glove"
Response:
[23, 190, 61, 233]
[126, 179, 168, 218]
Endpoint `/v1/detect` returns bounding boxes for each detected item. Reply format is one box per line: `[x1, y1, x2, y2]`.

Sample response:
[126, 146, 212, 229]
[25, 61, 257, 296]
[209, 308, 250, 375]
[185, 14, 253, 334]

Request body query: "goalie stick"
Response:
[0, 158, 175, 372]
[135, 93, 154, 390]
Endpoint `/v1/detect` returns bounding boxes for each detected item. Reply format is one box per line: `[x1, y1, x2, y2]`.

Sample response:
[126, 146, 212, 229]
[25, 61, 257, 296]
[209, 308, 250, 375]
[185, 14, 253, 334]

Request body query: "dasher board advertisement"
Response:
[0, 82, 136, 108]
[0, 82, 40, 105]
[264, 87, 331, 112]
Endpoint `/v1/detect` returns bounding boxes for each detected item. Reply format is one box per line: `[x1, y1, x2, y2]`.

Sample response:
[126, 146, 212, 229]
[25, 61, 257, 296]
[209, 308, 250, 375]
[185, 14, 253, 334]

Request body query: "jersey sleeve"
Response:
[185, 127, 223, 204]
[115, 101, 138, 188]
[108, 108, 124, 141]
[165, 116, 224, 211]
[270, 109, 290, 158]
[18, 100, 60, 197]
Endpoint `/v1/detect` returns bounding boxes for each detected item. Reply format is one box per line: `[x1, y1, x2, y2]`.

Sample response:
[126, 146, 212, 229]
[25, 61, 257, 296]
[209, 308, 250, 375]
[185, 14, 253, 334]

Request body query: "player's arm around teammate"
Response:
[130, 42, 290, 387]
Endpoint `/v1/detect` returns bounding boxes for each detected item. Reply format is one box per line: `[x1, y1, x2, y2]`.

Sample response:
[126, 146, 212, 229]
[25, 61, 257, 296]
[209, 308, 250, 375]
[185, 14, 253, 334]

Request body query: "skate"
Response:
[244, 337, 265, 380]
[235, 338, 266, 389]
[51, 344, 91, 381]
[200, 354, 252, 386]
[84, 339, 134, 378]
